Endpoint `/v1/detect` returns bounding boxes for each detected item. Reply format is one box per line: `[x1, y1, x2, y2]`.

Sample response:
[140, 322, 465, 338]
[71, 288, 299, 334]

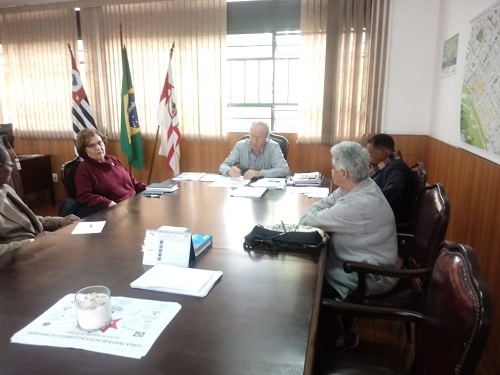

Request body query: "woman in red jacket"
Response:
[74, 129, 146, 216]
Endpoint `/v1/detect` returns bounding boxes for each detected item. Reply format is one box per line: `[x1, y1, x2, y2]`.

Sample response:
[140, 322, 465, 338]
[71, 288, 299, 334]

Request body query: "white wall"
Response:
[383, 0, 439, 135]
[383, 0, 498, 147]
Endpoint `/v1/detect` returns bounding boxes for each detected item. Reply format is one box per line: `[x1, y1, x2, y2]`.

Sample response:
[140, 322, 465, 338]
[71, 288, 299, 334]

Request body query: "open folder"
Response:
[130, 264, 223, 297]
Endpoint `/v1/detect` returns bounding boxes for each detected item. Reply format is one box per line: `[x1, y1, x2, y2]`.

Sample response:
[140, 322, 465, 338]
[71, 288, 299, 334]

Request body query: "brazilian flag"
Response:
[120, 45, 144, 171]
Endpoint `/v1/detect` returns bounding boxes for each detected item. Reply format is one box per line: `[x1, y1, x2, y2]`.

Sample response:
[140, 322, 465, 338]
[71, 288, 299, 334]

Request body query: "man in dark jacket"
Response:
[366, 134, 413, 224]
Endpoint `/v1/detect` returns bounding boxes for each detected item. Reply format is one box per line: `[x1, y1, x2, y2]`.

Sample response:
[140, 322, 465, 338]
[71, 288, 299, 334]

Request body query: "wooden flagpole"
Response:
[147, 42, 175, 185]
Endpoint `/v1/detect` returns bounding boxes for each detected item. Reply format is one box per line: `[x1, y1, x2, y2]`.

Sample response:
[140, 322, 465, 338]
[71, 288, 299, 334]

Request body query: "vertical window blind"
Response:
[0, 0, 389, 145]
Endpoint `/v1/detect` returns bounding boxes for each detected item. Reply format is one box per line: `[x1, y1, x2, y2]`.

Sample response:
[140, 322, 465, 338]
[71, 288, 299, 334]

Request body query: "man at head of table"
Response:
[219, 121, 290, 180]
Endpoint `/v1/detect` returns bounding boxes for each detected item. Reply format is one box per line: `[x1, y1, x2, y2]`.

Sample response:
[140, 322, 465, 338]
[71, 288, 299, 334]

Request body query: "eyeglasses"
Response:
[86, 141, 104, 149]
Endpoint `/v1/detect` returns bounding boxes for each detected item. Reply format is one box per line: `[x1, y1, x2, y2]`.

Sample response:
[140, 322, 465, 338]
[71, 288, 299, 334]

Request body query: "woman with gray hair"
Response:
[299, 141, 399, 351]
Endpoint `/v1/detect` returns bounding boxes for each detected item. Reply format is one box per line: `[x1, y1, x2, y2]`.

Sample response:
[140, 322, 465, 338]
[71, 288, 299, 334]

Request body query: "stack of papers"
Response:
[130, 264, 223, 297]
[292, 172, 323, 186]
[230, 186, 267, 198]
[146, 182, 178, 193]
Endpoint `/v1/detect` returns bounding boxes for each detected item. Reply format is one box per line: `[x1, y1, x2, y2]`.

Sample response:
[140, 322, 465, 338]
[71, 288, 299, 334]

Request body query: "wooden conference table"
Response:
[0, 181, 327, 375]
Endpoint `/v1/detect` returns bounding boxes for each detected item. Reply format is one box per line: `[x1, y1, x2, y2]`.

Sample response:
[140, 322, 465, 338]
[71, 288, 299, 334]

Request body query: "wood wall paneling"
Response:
[424, 137, 499, 375]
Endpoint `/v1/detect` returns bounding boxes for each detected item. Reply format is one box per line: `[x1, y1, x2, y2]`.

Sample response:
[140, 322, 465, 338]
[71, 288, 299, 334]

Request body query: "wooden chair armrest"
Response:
[343, 260, 432, 279]
[322, 298, 423, 323]
[397, 233, 416, 267]
[396, 221, 414, 234]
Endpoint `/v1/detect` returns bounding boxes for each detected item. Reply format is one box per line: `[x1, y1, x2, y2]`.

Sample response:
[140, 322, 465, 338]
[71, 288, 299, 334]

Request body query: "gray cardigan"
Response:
[299, 178, 399, 299]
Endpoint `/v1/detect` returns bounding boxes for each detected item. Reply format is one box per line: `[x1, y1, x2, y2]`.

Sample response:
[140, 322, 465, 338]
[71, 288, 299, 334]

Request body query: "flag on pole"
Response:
[69, 45, 96, 149]
[158, 49, 181, 176]
[120, 45, 144, 171]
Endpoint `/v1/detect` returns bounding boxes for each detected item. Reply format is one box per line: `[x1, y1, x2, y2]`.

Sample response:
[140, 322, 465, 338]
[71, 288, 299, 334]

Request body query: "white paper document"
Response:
[287, 186, 330, 198]
[172, 172, 206, 181]
[208, 176, 250, 188]
[71, 221, 106, 234]
[230, 186, 267, 198]
[250, 178, 286, 189]
[199, 173, 225, 182]
[131, 264, 223, 297]
[305, 187, 330, 198]
[10, 294, 181, 359]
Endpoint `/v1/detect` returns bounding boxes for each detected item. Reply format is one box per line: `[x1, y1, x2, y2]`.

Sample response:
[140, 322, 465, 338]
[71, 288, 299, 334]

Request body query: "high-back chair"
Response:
[318, 241, 492, 375]
[397, 162, 427, 234]
[399, 183, 449, 270]
[327, 184, 450, 341]
[240, 133, 289, 160]
[60, 156, 83, 199]
[344, 183, 450, 305]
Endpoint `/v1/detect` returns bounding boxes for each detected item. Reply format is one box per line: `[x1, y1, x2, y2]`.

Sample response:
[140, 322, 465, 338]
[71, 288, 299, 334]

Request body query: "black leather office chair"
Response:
[317, 241, 492, 375]
[397, 161, 427, 234]
[241, 133, 289, 160]
[59, 157, 85, 217]
[60, 156, 83, 199]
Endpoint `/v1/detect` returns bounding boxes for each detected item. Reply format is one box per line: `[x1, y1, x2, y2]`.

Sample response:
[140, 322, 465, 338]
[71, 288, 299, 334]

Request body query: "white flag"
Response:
[158, 52, 181, 176]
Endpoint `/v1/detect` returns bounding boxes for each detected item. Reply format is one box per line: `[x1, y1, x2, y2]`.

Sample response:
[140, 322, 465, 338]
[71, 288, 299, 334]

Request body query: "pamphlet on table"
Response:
[10, 294, 181, 359]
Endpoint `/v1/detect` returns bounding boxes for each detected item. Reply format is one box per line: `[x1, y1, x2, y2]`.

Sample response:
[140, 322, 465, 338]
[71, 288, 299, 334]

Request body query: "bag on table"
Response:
[243, 223, 328, 252]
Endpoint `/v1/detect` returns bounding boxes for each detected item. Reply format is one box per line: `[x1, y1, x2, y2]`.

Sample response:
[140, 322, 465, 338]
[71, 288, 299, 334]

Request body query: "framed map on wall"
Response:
[461, 5, 500, 165]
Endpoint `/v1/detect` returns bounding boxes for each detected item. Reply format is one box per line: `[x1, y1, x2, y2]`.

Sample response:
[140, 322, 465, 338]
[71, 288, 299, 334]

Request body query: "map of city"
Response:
[461, 6, 500, 159]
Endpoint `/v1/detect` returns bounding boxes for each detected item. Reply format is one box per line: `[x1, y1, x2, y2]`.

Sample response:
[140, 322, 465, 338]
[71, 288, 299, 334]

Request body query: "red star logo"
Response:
[100, 318, 122, 333]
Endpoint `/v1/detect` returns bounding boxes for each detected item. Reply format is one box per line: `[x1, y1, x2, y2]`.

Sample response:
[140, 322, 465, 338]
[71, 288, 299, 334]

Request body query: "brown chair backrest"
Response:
[396, 162, 427, 234]
[60, 157, 83, 199]
[240, 133, 289, 160]
[409, 161, 427, 220]
[414, 242, 492, 374]
[410, 183, 450, 269]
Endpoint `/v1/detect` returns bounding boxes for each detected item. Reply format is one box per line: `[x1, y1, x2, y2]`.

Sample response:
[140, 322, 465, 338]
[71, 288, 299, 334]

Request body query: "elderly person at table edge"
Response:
[299, 141, 399, 350]
[0, 145, 79, 257]
[74, 128, 147, 215]
[219, 121, 290, 179]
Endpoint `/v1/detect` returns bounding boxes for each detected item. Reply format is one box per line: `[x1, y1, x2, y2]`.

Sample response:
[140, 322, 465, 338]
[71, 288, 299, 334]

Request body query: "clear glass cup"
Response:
[75, 285, 112, 332]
